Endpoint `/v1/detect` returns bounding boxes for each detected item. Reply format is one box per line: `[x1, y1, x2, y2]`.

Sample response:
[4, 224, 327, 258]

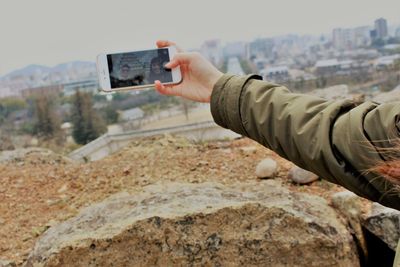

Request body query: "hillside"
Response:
[0, 135, 350, 265]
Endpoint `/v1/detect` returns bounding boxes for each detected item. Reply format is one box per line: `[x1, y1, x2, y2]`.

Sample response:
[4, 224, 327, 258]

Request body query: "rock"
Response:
[25, 181, 359, 267]
[287, 166, 319, 184]
[331, 191, 368, 258]
[255, 158, 278, 178]
[0, 259, 16, 267]
[361, 202, 400, 251]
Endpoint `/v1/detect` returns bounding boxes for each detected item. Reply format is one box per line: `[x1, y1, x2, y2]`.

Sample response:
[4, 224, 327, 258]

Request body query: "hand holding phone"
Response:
[97, 46, 182, 92]
[154, 40, 223, 103]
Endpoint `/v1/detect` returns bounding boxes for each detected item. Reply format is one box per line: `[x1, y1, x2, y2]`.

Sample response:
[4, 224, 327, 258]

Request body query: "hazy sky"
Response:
[0, 0, 399, 75]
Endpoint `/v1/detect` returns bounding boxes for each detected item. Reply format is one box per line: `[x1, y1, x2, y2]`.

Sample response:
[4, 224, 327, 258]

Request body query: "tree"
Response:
[0, 97, 27, 122]
[371, 38, 385, 48]
[100, 104, 119, 124]
[71, 90, 107, 145]
[33, 94, 61, 139]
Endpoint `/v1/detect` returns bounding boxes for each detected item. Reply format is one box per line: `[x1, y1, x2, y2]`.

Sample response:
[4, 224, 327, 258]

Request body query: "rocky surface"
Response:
[0, 148, 71, 165]
[25, 181, 359, 267]
[361, 202, 400, 251]
[255, 158, 278, 178]
[331, 191, 368, 258]
[332, 190, 400, 253]
[287, 166, 319, 184]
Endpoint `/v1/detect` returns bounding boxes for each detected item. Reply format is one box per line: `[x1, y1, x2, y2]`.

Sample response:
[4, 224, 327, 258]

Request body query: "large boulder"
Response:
[25, 181, 359, 267]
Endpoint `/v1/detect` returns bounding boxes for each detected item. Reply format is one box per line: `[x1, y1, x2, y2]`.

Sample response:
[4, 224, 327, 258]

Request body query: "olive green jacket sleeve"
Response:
[211, 74, 400, 211]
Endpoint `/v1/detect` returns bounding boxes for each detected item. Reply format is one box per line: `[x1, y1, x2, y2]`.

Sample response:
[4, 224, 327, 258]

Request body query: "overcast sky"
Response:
[0, 0, 399, 75]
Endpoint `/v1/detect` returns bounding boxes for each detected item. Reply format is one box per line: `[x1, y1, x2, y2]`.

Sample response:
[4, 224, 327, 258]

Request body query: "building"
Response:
[332, 26, 371, 50]
[260, 66, 290, 83]
[200, 40, 222, 66]
[315, 59, 371, 76]
[374, 18, 388, 39]
[315, 59, 340, 75]
[63, 79, 99, 96]
[247, 38, 274, 60]
[332, 28, 346, 50]
[374, 54, 400, 69]
[354, 26, 371, 47]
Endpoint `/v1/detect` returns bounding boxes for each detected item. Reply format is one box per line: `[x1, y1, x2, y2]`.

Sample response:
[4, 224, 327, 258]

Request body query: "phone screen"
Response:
[106, 48, 172, 89]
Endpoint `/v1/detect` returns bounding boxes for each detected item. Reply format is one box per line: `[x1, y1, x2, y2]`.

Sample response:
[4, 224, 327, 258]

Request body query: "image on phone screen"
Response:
[107, 48, 172, 89]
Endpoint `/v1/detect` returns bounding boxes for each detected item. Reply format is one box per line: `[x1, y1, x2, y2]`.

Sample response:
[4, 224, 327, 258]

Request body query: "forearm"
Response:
[211, 74, 400, 210]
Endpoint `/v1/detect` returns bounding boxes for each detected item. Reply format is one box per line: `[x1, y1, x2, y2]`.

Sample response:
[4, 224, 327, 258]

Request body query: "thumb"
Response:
[165, 53, 192, 69]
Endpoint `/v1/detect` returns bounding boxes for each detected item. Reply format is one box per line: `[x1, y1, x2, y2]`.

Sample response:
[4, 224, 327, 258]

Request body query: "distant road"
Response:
[227, 57, 245, 75]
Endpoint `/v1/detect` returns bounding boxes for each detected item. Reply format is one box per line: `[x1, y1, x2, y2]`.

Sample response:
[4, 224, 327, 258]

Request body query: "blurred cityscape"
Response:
[0, 17, 399, 152]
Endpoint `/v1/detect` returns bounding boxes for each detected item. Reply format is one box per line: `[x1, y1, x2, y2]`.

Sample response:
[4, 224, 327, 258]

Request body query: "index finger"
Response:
[156, 40, 183, 52]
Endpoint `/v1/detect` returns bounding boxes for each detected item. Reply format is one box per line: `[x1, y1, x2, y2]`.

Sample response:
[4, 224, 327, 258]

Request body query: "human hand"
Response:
[154, 40, 223, 103]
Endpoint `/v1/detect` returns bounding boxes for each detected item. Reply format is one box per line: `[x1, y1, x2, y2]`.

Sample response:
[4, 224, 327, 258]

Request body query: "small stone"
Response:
[288, 166, 318, 184]
[255, 158, 278, 178]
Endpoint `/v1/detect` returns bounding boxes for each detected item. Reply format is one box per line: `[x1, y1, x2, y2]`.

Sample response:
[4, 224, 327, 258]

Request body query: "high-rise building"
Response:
[354, 26, 371, 47]
[374, 18, 388, 39]
[332, 28, 345, 49]
[332, 27, 369, 50]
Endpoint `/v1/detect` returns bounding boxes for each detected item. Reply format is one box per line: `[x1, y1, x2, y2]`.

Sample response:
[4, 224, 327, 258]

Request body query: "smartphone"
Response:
[96, 46, 182, 92]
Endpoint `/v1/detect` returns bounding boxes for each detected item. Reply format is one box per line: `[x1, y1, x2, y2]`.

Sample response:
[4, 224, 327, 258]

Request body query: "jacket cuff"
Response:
[210, 74, 262, 136]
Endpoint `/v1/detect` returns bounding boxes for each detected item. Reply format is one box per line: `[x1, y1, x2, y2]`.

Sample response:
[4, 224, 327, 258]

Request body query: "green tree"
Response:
[100, 104, 119, 124]
[0, 97, 27, 122]
[371, 38, 385, 48]
[33, 95, 61, 139]
[71, 90, 107, 145]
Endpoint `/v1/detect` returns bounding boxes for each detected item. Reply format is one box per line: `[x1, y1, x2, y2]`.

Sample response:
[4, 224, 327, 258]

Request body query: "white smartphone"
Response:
[96, 46, 182, 92]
